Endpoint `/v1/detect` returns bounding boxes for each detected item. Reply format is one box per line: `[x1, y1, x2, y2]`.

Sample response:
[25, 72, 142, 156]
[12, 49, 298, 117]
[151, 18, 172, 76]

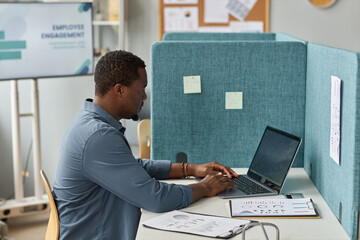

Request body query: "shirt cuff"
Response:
[153, 160, 171, 180]
[182, 185, 193, 206]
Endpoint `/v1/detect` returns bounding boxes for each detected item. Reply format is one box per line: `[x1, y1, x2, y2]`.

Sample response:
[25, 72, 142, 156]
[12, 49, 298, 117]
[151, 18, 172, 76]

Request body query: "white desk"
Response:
[136, 168, 350, 240]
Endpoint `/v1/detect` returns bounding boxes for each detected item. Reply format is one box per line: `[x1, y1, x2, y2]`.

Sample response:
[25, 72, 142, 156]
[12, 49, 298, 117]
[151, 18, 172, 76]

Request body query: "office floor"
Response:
[4, 145, 140, 240]
[6, 212, 48, 240]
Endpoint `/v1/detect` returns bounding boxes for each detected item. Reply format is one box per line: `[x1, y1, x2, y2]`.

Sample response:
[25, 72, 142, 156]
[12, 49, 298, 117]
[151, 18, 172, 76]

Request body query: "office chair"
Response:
[40, 170, 59, 240]
[137, 119, 151, 159]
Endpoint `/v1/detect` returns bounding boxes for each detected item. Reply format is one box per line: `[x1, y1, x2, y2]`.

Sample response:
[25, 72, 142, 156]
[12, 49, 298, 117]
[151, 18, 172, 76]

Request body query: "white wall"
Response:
[0, 76, 94, 198]
[0, 0, 359, 200]
[270, 0, 360, 52]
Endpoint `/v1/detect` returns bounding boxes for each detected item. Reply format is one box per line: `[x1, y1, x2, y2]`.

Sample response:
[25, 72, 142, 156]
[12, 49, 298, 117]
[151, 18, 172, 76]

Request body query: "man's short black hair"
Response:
[94, 50, 146, 96]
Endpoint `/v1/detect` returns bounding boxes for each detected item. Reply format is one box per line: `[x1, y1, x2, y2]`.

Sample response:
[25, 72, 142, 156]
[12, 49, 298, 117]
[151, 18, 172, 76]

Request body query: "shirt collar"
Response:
[84, 98, 126, 133]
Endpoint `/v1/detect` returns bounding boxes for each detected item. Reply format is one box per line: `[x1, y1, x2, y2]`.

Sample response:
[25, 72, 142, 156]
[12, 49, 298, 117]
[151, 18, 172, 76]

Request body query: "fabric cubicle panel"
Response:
[304, 43, 360, 240]
[162, 32, 306, 43]
[151, 41, 307, 167]
[275, 32, 308, 44]
[162, 32, 275, 41]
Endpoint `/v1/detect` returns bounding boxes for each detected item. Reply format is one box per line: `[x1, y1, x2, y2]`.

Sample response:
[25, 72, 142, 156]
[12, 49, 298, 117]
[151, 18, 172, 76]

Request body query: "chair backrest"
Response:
[137, 119, 151, 159]
[40, 170, 59, 240]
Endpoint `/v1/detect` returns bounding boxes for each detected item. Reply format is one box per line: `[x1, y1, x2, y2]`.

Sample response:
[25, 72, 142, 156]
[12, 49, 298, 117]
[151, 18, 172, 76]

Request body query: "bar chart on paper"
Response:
[230, 198, 319, 218]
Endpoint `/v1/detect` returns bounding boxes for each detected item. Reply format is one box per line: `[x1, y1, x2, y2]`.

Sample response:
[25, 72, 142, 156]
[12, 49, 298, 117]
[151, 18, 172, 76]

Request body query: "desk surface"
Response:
[136, 168, 350, 240]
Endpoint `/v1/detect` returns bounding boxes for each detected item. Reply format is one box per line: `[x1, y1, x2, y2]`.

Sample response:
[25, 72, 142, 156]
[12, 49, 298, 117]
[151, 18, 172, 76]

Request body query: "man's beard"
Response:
[131, 102, 144, 121]
[131, 114, 139, 121]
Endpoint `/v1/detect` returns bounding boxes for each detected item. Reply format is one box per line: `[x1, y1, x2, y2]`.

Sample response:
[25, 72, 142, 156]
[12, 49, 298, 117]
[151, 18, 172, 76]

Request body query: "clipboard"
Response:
[229, 198, 320, 219]
[142, 210, 251, 238]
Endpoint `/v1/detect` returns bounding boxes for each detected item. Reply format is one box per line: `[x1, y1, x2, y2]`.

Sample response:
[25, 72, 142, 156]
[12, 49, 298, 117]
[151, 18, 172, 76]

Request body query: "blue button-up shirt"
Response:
[53, 99, 192, 240]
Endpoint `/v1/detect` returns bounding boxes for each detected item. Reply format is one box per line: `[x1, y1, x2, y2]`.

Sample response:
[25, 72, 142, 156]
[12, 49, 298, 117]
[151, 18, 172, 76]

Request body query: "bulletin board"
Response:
[158, 0, 269, 40]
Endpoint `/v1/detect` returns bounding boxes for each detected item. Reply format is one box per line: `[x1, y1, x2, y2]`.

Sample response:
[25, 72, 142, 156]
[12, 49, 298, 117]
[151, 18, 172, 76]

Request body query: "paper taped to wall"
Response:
[226, 92, 243, 109]
[164, 7, 199, 32]
[183, 75, 201, 94]
[330, 75, 341, 165]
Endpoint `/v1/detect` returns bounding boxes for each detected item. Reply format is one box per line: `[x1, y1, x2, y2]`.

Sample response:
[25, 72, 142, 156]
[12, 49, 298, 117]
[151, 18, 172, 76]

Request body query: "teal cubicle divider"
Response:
[151, 41, 307, 168]
[163, 32, 307, 44]
[304, 43, 360, 240]
[151, 32, 360, 239]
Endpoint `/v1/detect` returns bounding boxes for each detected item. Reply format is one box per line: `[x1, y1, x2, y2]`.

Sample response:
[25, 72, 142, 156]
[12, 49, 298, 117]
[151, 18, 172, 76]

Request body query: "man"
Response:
[53, 50, 238, 240]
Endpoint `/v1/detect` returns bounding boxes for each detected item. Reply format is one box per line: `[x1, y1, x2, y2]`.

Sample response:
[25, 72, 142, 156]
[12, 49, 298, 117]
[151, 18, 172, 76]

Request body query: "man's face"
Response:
[122, 68, 147, 120]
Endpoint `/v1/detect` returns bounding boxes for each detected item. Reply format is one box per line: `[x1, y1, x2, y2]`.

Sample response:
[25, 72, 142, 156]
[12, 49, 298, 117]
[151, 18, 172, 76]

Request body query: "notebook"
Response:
[217, 126, 302, 199]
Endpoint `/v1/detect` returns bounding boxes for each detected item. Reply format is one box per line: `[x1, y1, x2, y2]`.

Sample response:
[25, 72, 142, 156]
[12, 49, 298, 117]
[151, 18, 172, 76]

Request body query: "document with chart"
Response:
[230, 198, 319, 218]
[143, 210, 250, 238]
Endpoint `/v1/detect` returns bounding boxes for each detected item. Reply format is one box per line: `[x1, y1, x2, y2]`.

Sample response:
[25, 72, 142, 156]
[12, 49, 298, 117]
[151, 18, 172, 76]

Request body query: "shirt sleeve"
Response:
[82, 128, 192, 213]
[136, 158, 171, 180]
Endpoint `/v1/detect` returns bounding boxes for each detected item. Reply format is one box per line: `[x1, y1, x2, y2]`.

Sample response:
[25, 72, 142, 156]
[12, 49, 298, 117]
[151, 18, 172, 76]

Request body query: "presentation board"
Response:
[0, 2, 93, 81]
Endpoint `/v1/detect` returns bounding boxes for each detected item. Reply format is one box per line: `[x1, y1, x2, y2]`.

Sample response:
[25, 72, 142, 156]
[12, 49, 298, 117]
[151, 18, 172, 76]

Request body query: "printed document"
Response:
[143, 210, 250, 238]
[164, 7, 199, 32]
[204, 0, 229, 23]
[330, 76, 341, 165]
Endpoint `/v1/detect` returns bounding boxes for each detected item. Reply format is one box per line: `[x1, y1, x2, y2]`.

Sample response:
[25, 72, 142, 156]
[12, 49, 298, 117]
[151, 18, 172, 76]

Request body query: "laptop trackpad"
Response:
[217, 188, 246, 199]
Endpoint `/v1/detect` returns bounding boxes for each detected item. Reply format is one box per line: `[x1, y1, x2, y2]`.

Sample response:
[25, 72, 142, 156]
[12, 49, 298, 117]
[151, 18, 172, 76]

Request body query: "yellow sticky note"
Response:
[225, 92, 243, 109]
[183, 75, 201, 94]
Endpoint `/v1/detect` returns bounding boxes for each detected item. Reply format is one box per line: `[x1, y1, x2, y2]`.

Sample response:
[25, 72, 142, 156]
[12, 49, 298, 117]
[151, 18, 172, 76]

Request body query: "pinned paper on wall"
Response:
[183, 75, 201, 94]
[204, 0, 229, 23]
[226, 0, 258, 21]
[164, 0, 198, 4]
[229, 21, 263, 32]
[225, 92, 243, 109]
[164, 7, 199, 32]
[198, 26, 231, 32]
[330, 76, 341, 165]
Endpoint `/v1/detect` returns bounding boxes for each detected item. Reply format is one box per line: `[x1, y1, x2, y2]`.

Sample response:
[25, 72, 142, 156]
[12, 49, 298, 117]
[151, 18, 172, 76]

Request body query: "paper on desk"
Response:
[330, 76, 341, 165]
[230, 198, 317, 217]
[143, 210, 250, 238]
[204, 0, 228, 23]
[164, 7, 199, 32]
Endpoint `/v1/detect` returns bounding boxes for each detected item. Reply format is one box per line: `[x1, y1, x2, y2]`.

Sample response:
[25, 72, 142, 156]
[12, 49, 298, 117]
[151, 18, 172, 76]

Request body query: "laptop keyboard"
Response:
[230, 175, 272, 194]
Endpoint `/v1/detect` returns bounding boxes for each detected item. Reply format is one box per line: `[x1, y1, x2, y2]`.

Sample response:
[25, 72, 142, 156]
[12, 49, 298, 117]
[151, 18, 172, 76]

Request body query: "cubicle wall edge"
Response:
[162, 32, 307, 44]
[275, 32, 308, 44]
[151, 40, 307, 168]
[162, 32, 276, 41]
[304, 43, 360, 240]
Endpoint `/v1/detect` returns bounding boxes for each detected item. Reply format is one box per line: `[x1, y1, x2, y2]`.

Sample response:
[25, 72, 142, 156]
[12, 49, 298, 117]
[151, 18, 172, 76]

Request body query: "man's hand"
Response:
[188, 162, 238, 178]
[189, 174, 235, 202]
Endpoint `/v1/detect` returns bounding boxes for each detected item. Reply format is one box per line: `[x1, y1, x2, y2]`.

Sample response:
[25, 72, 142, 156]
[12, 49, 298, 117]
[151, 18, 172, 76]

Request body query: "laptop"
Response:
[217, 126, 302, 199]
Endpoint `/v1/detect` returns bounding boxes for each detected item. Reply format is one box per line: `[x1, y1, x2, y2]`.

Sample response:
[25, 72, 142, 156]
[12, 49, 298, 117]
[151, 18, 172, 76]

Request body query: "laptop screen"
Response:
[247, 126, 301, 187]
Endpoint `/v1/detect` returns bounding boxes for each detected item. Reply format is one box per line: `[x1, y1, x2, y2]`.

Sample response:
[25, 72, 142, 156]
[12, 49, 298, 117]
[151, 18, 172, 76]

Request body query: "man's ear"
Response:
[113, 84, 124, 96]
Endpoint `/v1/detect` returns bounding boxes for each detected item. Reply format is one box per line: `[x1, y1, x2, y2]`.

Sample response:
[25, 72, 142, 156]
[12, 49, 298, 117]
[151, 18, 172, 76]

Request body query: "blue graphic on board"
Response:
[0, 5, 29, 61]
[76, 59, 91, 74]
[78, 3, 92, 13]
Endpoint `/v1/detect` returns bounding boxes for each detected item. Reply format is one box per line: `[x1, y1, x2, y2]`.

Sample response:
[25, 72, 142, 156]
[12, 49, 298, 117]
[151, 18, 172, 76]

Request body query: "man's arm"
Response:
[169, 162, 235, 203]
[169, 162, 238, 179]
[189, 175, 234, 202]
[83, 130, 192, 213]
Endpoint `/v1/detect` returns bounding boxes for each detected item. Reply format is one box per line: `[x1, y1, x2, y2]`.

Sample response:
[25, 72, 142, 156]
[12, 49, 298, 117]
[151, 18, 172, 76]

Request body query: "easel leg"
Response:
[10, 80, 23, 202]
[31, 79, 42, 200]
